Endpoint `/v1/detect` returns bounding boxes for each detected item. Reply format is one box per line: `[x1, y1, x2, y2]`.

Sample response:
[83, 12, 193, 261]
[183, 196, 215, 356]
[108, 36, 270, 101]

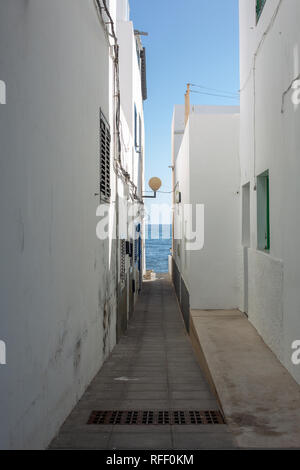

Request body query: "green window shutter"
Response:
[256, 0, 267, 22]
[257, 170, 270, 252]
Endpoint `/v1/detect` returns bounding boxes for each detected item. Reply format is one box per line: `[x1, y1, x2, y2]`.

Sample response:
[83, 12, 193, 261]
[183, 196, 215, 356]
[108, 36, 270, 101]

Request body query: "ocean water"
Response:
[145, 225, 172, 273]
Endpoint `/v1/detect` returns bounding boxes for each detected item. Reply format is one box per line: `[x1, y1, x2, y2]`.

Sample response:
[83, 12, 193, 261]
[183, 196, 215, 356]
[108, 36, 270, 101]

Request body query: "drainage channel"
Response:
[88, 410, 225, 425]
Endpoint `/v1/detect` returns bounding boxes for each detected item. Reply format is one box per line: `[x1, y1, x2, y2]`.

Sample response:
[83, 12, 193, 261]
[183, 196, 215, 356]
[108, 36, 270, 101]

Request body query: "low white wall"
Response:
[248, 249, 284, 363]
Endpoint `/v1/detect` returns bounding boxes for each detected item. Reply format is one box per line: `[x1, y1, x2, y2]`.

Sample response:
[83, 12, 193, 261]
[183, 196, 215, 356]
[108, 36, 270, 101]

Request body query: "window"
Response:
[242, 183, 250, 247]
[257, 170, 270, 251]
[134, 104, 138, 150]
[126, 240, 133, 266]
[99, 109, 111, 202]
[136, 39, 141, 69]
[134, 106, 142, 152]
[139, 115, 142, 150]
[256, 0, 266, 22]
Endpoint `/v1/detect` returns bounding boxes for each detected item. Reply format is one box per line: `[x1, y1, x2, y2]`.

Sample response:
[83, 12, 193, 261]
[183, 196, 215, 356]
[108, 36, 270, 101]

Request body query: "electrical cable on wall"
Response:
[239, 0, 283, 93]
[94, 0, 144, 205]
[238, 0, 283, 181]
[281, 72, 300, 113]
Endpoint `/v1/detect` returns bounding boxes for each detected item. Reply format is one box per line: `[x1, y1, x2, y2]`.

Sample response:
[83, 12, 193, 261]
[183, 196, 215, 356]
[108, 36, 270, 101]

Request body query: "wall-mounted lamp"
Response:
[143, 177, 162, 199]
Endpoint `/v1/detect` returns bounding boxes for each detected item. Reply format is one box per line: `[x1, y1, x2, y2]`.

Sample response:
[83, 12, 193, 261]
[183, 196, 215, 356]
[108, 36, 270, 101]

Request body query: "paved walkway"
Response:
[191, 309, 300, 449]
[50, 275, 236, 449]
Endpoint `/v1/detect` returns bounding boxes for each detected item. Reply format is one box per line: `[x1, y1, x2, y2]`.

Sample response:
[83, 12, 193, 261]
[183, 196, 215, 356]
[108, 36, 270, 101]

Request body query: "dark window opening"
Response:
[134, 105, 138, 150]
[140, 48, 148, 101]
[99, 109, 111, 202]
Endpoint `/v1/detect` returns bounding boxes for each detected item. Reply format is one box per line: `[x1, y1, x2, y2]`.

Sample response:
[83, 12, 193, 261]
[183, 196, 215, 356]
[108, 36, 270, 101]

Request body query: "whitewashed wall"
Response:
[0, 0, 145, 449]
[239, 0, 300, 383]
[173, 107, 240, 310]
[116, 1, 145, 307]
[189, 112, 240, 309]
[171, 105, 185, 165]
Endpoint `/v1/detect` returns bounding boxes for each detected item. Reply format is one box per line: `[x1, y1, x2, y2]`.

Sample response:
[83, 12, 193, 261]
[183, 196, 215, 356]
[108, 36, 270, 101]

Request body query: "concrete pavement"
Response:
[191, 309, 300, 449]
[50, 274, 236, 450]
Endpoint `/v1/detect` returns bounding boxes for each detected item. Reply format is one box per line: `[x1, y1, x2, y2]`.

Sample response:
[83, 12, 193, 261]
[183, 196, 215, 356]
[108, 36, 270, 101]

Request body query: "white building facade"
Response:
[239, 0, 300, 384]
[172, 0, 300, 388]
[0, 0, 146, 449]
[171, 105, 240, 330]
[114, 1, 146, 339]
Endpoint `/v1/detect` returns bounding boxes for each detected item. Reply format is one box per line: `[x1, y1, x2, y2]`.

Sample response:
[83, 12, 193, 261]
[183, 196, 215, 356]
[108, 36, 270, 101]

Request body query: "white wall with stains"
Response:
[0, 0, 144, 449]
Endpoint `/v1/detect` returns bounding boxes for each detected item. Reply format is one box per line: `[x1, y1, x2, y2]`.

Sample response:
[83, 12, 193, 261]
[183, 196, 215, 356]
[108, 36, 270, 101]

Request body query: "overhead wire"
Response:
[190, 83, 239, 98]
[190, 90, 240, 100]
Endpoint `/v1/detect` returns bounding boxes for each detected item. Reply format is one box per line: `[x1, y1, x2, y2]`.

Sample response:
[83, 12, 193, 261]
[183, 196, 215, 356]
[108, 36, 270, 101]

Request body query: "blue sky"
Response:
[130, 0, 240, 209]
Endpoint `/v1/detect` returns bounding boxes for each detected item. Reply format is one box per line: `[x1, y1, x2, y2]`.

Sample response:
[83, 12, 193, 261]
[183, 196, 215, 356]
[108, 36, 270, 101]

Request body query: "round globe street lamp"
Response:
[143, 177, 162, 199]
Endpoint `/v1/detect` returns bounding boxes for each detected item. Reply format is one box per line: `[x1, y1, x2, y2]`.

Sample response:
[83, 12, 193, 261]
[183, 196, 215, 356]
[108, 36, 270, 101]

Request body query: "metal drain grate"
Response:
[87, 410, 225, 425]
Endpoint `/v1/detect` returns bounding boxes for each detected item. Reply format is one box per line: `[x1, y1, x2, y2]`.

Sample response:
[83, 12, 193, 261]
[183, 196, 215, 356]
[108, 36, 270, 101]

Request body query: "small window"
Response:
[136, 39, 141, 69]
[256, 0, 266, 22]
[126, 240, 133, 266]
[134, 104, 138, 150]
[99, 109, 111, 202]
[139, 115, 142, 151]
[257, 170, 270, 251]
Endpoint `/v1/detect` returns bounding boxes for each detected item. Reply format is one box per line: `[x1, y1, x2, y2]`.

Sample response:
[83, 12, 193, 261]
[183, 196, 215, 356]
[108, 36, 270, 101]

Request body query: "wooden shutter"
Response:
[99, 109, 111, 202]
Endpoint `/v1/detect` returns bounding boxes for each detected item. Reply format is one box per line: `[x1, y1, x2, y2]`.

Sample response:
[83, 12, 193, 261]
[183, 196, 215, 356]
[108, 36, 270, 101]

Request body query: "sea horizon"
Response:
[145, 224, 172, 273]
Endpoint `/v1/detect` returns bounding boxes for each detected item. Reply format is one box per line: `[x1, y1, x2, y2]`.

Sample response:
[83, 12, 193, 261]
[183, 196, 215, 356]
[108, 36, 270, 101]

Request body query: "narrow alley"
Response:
[2, 0, 300, 453]
[50, 275, 236, 450]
